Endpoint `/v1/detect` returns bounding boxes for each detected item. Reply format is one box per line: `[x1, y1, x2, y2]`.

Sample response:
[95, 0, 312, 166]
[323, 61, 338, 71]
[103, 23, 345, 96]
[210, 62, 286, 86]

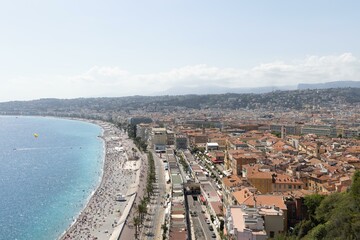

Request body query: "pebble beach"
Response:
[60, 121, 142, 240]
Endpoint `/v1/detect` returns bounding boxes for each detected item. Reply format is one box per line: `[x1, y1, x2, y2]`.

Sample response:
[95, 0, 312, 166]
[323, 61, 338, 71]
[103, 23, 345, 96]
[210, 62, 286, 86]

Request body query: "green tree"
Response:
[307, 224, 326, 240]
[127, 124, 136, 138]
[304, 194, 325, 221]
[133, 216, 141, 239]
[271, 131, 281, 138]
[292, 194, 325, 238]
[293, 171, 360, 240]
[137, 198, 147, 224]
[315, 192, 342, 223]
[323, 195, 358, 239]
[161, 221, 168, 240]
[350, 171, 360, 205]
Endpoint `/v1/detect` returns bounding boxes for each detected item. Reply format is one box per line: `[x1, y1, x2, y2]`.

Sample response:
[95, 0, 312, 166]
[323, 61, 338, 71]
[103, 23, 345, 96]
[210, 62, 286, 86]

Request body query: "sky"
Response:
[0, 0, 360, 101]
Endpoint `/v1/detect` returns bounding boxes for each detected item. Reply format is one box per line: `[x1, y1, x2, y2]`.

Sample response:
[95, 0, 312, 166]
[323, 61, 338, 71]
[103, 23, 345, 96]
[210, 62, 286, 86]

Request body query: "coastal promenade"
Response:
[139, 150, 167, 240]
[118, 144, 148, 240]
[60, 121, 144, 240]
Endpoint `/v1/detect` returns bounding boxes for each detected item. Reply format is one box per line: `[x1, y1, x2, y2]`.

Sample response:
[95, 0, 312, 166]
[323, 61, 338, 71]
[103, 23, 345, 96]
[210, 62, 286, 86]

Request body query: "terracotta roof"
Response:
[222, 175, 243, 188]
[169, 229, 187, 240]
[247, 171, 272, 179]
[243, 195, 287, 210]
[247, 140, 263, 147]
[228, 138, 247, 145]
[232, 188, 255, 203]
[210, 201, 223, 216]
[274, 174, 304, 185]
[272, 141, 296, 151]
[283, 189, 314, 198]
[215, 151, 225, 157]
[308, 158, 322, 165]
[346, 146, 360, 154]
[228, 150, 260, 160]
[228, 149, 248, 155]
[341, 155, 360, 163]
[318, 175, 331, 181]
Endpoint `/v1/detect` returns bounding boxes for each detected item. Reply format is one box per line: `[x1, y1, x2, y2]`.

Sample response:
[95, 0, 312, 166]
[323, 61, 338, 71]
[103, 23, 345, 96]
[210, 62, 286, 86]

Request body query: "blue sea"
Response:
[0, 116, 104, 240]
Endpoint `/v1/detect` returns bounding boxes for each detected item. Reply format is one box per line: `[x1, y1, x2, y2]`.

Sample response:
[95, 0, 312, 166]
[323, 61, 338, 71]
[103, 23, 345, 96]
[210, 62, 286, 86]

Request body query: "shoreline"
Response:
[57, 119, 107, 239]
[0, 115, 142, 239]
[59, 119, 141, 240]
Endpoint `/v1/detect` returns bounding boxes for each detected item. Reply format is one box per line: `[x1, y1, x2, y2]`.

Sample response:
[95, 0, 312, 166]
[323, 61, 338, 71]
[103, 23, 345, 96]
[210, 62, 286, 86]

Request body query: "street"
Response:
[140, 150, 167, 240]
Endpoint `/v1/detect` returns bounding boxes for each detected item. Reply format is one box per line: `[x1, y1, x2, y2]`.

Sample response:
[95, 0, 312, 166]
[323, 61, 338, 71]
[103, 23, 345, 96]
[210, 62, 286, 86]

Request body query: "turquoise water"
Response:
[0, 116, 104, 240]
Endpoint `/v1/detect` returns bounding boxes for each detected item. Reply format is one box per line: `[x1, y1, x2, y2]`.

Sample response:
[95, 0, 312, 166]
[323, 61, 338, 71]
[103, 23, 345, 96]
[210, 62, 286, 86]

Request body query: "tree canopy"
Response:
[289, 171, 360, 240]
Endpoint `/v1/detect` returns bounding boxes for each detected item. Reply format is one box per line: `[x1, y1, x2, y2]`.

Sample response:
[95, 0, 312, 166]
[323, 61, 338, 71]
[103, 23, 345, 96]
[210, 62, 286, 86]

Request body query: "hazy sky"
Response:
[1, 0, 360, 101]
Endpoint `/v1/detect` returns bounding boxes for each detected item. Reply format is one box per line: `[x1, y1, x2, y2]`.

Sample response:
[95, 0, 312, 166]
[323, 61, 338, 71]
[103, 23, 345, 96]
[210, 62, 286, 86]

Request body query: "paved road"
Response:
[196, 201, 218, 240]
[181, 150, 221, 240]
[187, 195, 207, 240]
[140, 151, 166, 240]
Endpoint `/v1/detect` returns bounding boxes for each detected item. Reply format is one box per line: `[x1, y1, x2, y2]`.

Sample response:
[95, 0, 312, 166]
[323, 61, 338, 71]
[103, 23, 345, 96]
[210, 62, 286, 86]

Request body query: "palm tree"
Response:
[161, 221, 168, 240]
[138, 198, 148, 224]
[133, 216, 141, 239]
[146, 181, 154, 198]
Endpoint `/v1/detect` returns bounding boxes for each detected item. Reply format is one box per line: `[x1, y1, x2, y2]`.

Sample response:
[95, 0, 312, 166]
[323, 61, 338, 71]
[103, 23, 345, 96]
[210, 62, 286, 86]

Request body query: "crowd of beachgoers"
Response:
[60, 121, 142, 240]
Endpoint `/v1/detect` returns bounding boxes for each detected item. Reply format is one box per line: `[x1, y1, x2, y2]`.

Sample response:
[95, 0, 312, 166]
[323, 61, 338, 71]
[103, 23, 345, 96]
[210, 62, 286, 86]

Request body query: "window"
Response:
[288, 185, 292, 189]
[270, 231, 275, 238]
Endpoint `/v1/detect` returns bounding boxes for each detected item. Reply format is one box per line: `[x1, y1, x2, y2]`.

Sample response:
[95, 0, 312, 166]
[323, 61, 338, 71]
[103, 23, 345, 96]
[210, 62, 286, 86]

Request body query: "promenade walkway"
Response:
[118, 143, 148, 240]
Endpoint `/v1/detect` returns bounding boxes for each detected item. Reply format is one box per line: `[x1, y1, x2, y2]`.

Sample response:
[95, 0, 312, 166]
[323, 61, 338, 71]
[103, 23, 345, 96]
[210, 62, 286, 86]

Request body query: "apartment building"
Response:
[151, 127, 167, 152]
[270, 124, 301, 135]
[136, 123, 151, 141]
[301, 125, 337, 137]
[175, 135, 188, 149]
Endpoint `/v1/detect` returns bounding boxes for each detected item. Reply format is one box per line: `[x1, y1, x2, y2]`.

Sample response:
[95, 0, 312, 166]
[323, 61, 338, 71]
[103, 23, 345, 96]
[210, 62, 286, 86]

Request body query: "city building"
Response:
[226, 205, 285, 240]
[167, 130, 175, 145]
[151, 127, 167, 152]
[206, 142, 219, 152]
[243, 165, 304, 194]
[301, 125, 337, 137]
[136, 123, 151, 141]
[226, 150, 259, 175]
[270, 124, 301, 135]
[129, 116, 153, 125]
[175, 135, 188, 149]
[226, 206, 267, 240]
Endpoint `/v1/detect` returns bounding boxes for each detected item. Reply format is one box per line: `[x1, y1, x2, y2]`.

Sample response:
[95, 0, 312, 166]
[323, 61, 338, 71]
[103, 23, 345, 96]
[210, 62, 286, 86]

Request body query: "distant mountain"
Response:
[298, 80, 360, 90]
[1, 88, 359, 117]
[156, 81, 360, 95]
[158, 85, 296, 95]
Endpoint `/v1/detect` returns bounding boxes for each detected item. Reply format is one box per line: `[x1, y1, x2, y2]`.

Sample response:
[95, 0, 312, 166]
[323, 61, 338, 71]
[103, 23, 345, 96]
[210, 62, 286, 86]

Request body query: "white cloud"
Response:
[1, 53, 359, 101]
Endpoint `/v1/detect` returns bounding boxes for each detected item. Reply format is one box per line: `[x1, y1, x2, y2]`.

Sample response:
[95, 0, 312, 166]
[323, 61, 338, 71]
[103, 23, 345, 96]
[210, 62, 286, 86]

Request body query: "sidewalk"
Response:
[119, 148, 148, 240]
[109, 193, 137, 240]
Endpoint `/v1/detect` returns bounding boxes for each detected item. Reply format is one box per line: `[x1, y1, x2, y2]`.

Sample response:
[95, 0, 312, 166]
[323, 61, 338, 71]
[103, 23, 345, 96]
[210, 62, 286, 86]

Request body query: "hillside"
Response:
[0, 88, 359, 116]
[298, 80, 360, 90]
[280, 171, 360, 240]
